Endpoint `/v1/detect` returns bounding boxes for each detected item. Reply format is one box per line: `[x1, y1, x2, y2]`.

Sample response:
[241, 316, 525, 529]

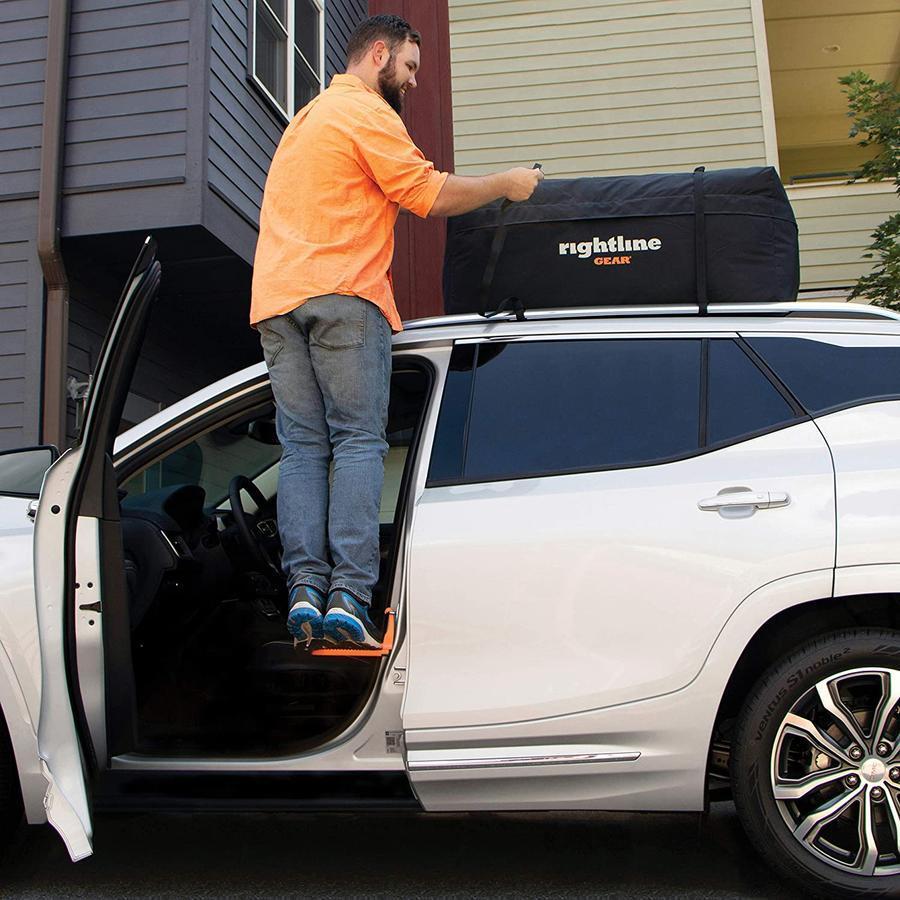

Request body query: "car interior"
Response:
[112, 365, 431, 757]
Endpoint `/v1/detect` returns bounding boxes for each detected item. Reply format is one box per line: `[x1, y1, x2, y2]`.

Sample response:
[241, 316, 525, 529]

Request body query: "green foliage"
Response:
[838, 71, 900, 308]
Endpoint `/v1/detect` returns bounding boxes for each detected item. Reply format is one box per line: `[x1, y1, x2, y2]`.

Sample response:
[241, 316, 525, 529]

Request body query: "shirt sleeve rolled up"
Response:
[354, 105, 449, 218]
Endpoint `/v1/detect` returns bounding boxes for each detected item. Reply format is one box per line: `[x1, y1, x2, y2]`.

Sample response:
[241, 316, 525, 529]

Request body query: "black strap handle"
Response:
[693, 165, 708, 314]
[478, 163, 542, 318]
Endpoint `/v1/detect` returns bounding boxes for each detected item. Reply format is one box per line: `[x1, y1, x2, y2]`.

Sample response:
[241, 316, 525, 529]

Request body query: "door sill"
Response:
[93, 769, 419, 812]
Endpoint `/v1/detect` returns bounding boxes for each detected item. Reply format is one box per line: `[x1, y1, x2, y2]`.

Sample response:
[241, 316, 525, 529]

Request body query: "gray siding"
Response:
[0, 236, 30, 443]
[207, 0, 366, 231]
[0, 200, 45, 450]
[0, 1, 48, 200]
[64, 0, 190, 195]
[67, 290, 231, 444]
[326, 0, 367, 78]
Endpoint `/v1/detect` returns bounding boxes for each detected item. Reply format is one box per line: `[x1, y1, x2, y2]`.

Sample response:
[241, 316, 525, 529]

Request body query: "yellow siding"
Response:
[449, 0, 769, 177]
[448, 0, 898, 292]
[790, 183, 899, 292]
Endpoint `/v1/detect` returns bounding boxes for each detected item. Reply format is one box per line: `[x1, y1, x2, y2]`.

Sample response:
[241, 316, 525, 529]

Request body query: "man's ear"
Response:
[371, 39, 389, 70]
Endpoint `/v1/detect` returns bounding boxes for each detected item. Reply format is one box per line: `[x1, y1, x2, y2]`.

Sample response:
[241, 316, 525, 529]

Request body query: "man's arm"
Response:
[428, 167, 544, 218]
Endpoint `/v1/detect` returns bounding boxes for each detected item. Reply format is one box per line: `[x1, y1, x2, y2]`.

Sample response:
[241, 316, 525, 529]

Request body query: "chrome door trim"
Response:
[407, 748, 641, 772]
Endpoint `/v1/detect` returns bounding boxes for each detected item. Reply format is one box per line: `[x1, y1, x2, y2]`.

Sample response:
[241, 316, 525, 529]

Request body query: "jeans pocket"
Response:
[258, 321, 285, 367]
[310, 297, 366, 350]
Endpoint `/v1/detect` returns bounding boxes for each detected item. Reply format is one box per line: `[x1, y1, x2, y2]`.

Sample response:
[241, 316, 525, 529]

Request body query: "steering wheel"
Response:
[228, 475, 282, 576]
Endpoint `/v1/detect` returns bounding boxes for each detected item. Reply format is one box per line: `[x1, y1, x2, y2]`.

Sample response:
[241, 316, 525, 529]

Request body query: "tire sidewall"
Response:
[732, 630, 900, 899]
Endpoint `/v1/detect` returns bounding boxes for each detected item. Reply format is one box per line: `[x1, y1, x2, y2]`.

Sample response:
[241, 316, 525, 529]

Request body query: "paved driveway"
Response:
[0, 802, 802, 898]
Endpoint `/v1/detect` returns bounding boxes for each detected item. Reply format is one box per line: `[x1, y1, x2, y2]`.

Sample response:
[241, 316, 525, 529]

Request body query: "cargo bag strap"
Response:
[693, 166, 708, 314]
[478, 163, 542, 321]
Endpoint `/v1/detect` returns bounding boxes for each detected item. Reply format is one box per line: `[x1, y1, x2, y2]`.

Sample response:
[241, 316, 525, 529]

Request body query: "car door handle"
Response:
[26, 500, 38, 521]
[698, 490, 790, 511]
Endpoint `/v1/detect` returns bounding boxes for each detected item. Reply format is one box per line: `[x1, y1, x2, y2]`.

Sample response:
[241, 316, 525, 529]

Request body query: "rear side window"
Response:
[746, 336, 900, 413]
[461, 339, 701, 481]
[707, 340, 796, 445]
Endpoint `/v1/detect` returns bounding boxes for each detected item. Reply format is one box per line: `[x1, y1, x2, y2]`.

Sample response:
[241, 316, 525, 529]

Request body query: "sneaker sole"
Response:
[323, 610, 380, 648]
[287, 604, 324, 641]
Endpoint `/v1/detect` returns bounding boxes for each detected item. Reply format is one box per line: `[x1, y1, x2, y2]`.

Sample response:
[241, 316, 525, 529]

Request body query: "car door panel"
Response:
[33, 237, 161, 859]
[404, 420, 834, 732]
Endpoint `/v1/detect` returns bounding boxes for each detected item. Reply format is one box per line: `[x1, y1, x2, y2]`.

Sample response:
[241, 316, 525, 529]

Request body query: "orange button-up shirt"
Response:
[250, 74, 449, 331]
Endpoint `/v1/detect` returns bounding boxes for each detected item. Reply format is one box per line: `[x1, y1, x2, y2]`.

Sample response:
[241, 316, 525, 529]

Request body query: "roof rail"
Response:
[402, 302, 900, 330]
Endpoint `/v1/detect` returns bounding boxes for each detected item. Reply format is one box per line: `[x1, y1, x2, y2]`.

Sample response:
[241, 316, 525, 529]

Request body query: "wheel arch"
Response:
[707, 591, 900, 796]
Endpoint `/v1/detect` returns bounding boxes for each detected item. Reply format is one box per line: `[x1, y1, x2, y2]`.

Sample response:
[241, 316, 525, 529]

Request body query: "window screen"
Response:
[462, 339, 701, 481]
[746, 336, 900, 413]
[708, 340, 796, 445]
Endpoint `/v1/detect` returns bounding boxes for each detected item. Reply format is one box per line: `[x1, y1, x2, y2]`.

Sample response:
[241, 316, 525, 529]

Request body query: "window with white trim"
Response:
[250, 0, 323, 119]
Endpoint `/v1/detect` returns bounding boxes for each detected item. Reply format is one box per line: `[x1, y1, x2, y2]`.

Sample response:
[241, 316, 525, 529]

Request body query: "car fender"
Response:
[834, 563, 900, 598]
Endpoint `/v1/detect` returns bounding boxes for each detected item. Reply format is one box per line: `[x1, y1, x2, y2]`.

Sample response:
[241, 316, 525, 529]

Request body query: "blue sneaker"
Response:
[323, 590, 382, 648]
[286, 585, 325, 644]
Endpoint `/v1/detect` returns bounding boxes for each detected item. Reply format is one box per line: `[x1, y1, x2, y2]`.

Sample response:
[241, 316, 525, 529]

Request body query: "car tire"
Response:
[732, 629, 900, 899]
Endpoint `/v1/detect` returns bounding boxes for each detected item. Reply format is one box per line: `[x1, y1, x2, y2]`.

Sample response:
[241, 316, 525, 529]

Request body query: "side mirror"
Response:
[0, 445, 59, 498]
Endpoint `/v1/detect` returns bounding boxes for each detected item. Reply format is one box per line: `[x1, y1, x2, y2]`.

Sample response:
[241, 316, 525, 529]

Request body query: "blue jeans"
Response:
[257, 295, 391, 607]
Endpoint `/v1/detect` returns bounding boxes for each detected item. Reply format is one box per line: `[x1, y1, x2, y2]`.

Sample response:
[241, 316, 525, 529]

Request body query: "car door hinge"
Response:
[78, 601, 101, 614]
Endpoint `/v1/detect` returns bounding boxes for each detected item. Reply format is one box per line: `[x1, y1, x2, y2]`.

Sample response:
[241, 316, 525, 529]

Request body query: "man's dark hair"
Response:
[346, 14, 421, 64]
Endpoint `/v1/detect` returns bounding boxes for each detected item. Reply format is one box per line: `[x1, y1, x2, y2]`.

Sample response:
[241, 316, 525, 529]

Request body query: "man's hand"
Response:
[428, 165, 546, 218]
[503, 166, 544, 202]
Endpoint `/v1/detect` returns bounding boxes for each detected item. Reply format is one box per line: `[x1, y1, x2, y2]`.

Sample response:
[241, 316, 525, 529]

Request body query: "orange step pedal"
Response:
[309, 608, 395, 657]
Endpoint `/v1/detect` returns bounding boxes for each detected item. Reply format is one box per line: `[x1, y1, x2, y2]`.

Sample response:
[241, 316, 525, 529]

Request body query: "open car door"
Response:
[33, 237, 161, 860]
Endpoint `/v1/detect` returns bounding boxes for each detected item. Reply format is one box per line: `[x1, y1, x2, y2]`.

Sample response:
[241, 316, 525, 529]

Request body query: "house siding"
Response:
[207, 0, 366, 232]
[448, 0, 899, 295]
[0, 233, 32, 444]
[0, 201, 46, 450]
[0, 0, 48, 200]
[449, 0, 769, 178]
[790, 183, 899, 293]
[64, 0, 191, 194]
[66, 290, 220, 444]
[0, 0, 47, 450]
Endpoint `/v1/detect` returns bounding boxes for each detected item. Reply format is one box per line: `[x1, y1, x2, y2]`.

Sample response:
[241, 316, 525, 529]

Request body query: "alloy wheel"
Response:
[771, 667, 900, 876]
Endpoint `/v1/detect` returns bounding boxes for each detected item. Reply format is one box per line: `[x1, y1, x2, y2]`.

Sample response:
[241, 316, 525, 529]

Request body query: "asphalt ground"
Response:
[0, 801, 805, 898]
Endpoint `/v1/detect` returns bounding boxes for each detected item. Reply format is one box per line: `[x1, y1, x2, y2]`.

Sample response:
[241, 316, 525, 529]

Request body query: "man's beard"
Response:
[377, 55, 404, 114]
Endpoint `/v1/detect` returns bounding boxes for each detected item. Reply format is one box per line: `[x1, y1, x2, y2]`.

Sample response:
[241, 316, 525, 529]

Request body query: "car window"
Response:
[461, 339, 702, 482]
[379, 368, 431, 523]
[120, 408, 283, 509]
[428, 344, 476, 485]
[745, 335, 900, 413]
[708, 340, 797, 445]
[121, 369, 431, 520]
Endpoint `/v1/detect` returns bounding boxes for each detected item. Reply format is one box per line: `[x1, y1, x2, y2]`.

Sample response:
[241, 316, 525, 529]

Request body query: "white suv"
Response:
[2, 238, 900, 899]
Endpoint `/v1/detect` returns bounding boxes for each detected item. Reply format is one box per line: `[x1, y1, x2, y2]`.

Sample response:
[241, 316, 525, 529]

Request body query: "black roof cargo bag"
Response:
[442, 166, 800, 316]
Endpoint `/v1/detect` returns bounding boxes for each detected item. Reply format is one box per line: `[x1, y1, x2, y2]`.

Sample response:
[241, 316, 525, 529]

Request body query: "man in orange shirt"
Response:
[252, 14, 542, 647]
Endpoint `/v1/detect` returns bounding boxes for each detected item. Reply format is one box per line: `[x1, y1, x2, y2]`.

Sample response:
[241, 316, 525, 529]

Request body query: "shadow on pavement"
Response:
[0, 802, 803, 898]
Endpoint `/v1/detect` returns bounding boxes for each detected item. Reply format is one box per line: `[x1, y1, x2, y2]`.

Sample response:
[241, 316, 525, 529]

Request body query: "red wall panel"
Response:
[368, 1, 454, 321]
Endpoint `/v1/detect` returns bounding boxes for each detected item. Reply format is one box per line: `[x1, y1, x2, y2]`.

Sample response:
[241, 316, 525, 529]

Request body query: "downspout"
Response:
[36, 0, 72, 450]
